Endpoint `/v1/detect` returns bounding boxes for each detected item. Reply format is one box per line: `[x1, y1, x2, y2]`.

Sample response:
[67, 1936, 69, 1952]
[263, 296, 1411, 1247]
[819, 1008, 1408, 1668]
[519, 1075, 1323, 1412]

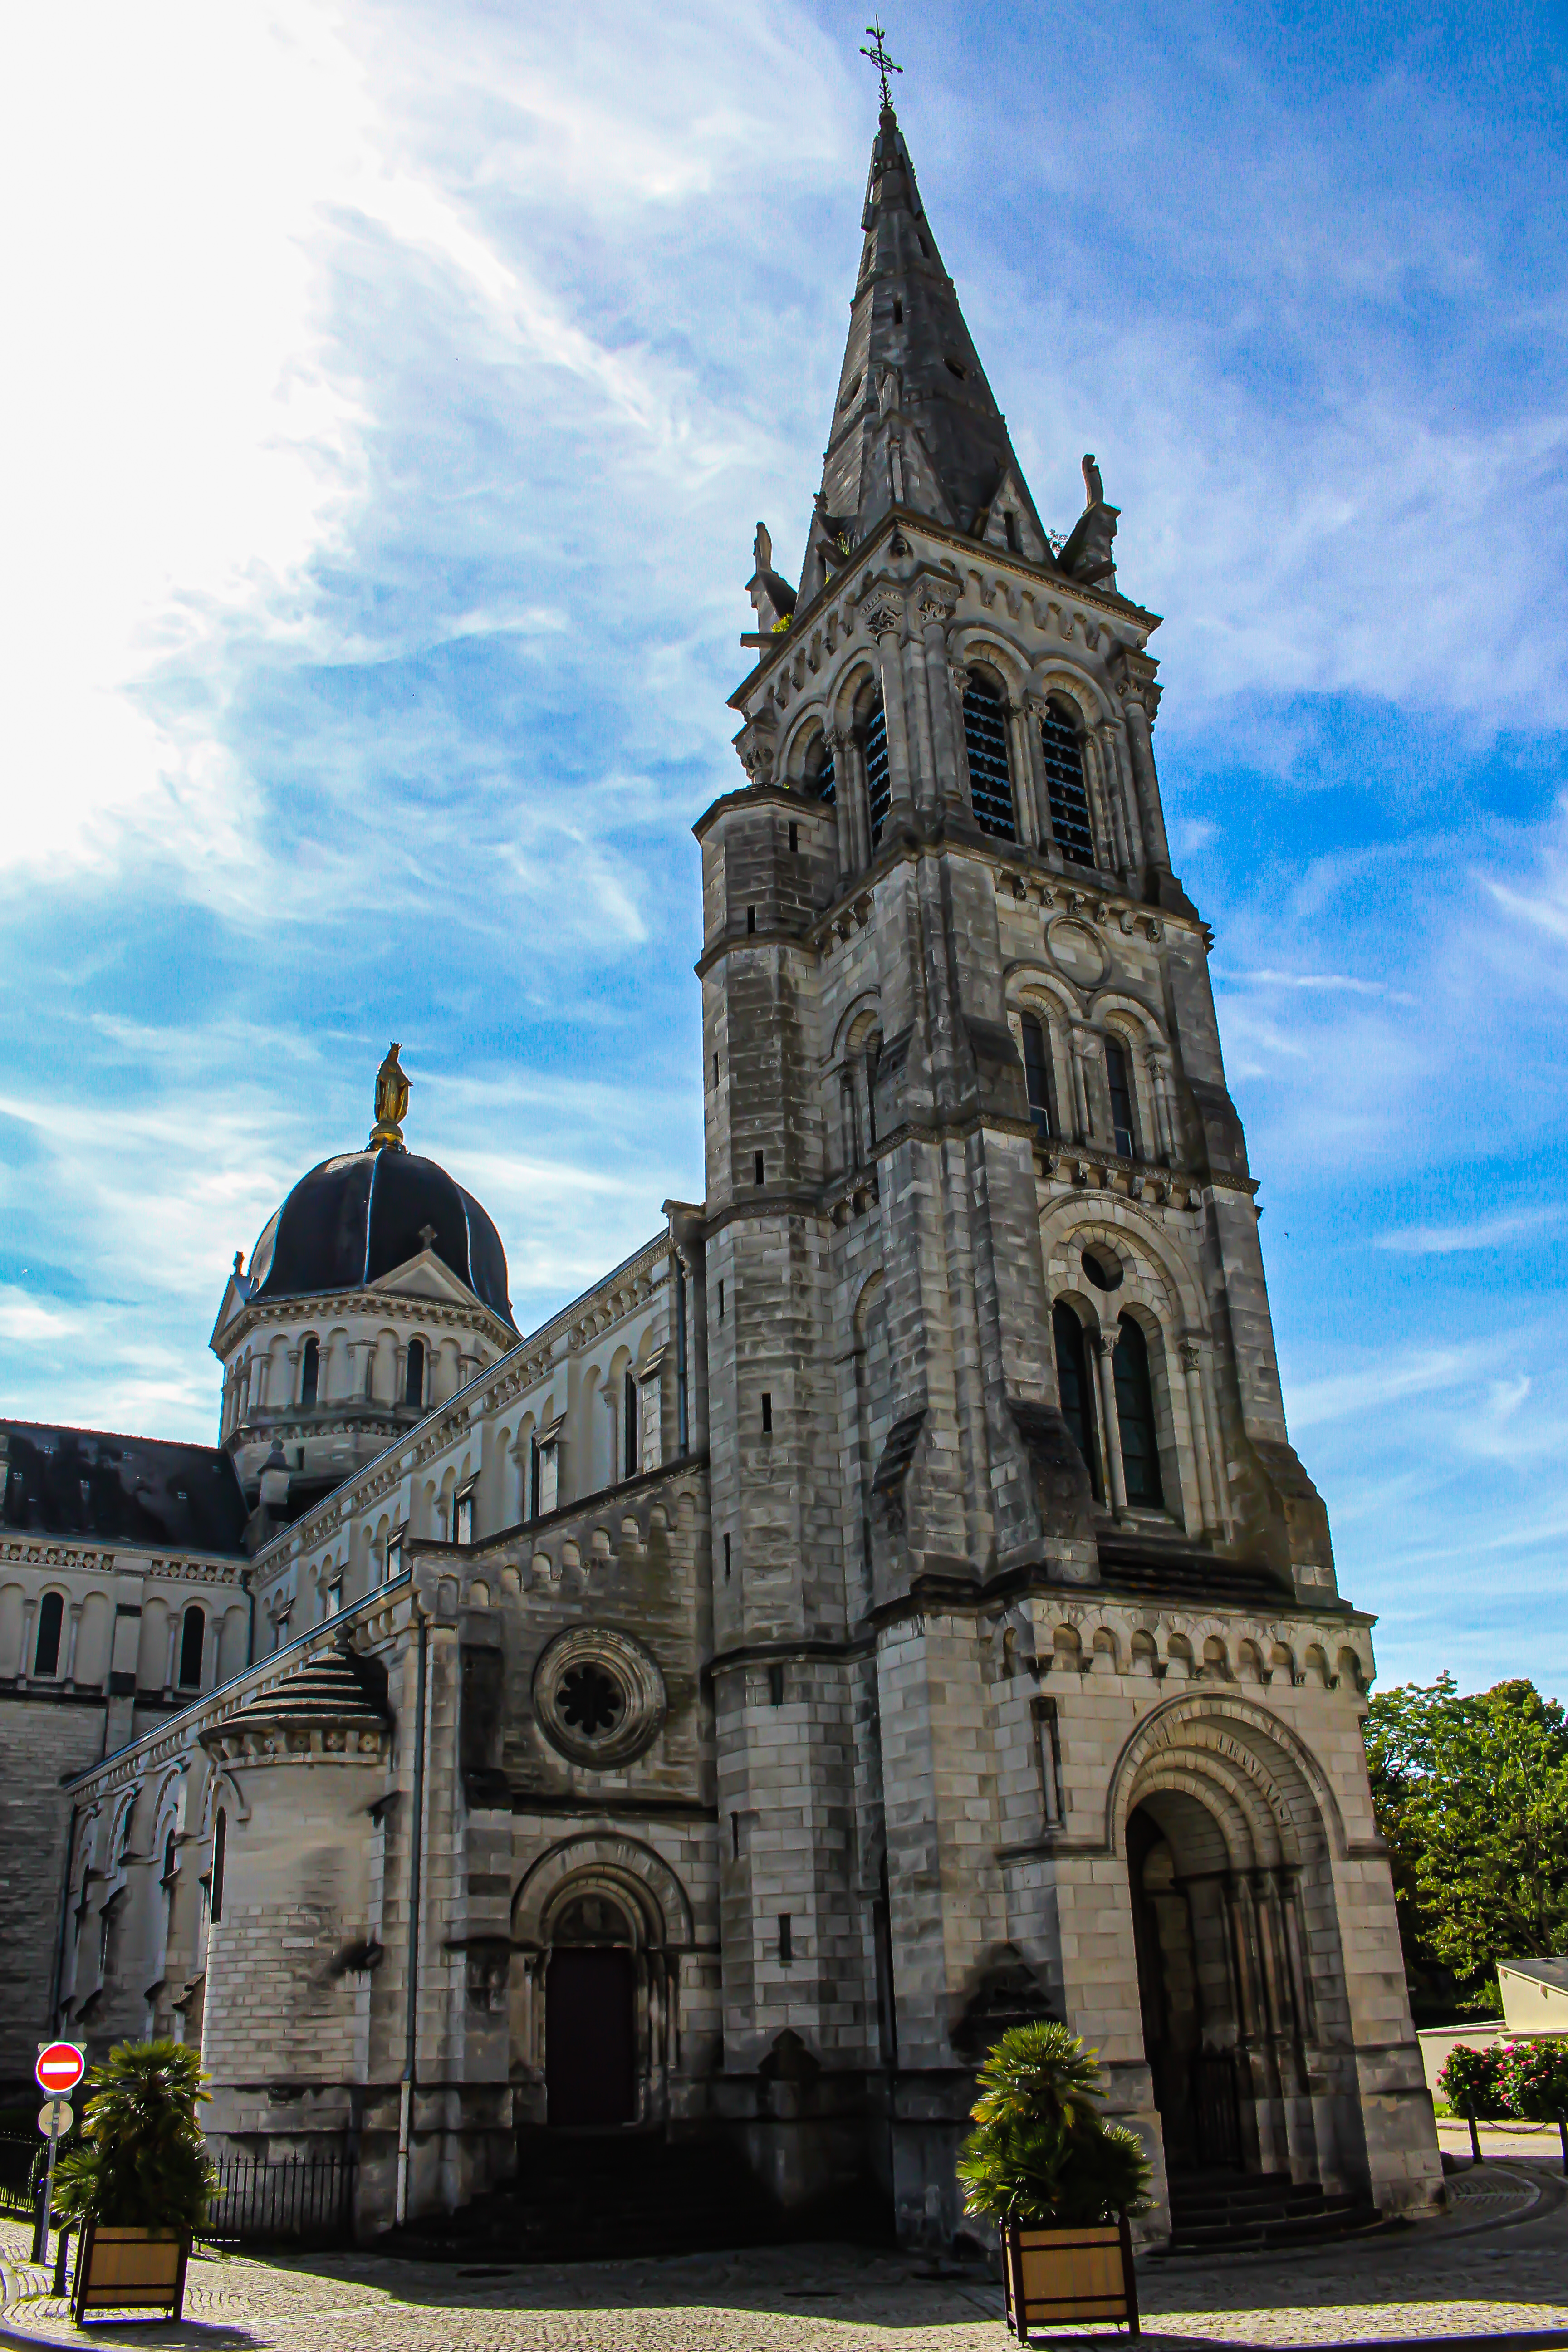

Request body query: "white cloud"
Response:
[1376, 1209, 1561, 1256]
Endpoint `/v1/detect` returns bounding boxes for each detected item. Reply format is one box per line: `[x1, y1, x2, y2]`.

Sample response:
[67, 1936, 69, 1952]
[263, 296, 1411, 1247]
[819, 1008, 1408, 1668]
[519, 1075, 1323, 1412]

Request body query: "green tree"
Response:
[957, 2020, 1150, 2228]
[1364, 1676, 1568, 2017]
[52, 2039, 215, 2233]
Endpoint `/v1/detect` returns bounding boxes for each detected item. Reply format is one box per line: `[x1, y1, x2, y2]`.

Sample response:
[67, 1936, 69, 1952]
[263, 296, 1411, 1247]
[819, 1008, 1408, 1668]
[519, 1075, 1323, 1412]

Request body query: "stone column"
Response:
[862, 593, 915, 829]
[1148, 1055, 1176, 1162]
[1069, 1026, 1093, 1144]
[164, 1612, 180, 1697]
[1122, 691, 1172, 873]
[17, 1594, 36, 1680]
[917, 589, 962, 816]
[1179, 1338, 1220, 1535]
[826, 728, 853, 880]
[1093, 1331, 1129, 1519]
[1005, 703, 1039, 845]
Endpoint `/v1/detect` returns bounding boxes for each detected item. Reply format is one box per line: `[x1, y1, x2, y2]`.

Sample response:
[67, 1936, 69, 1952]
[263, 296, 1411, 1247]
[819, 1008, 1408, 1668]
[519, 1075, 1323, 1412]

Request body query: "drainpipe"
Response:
[49, 1804, 79, 2032]
[674, 1253, 689, 1458]
[395, 1612, 429, 2229]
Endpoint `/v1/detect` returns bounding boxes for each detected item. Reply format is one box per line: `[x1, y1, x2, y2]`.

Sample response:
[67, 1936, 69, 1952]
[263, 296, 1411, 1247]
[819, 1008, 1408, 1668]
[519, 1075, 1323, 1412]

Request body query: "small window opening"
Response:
[1040, 698, 1094, 867]
[747, 904, 756, 934]
[788, 821, 799, 853]
[714, 1051, 719, 1085]
[386, 1532, 404, 1582]
[864, 698, 891, 845]
[724, 1532, 732, 1582]
[455, 1488, 475, 1546]
[779, 1914, 794, 1964]
[731, 1812, 740, 1860]
[1053, 1304, 1101, 1504]
[1004, 510, 1020, 552]
[326, 1575, 343, 1617]
[178, 1602, 204, 1687]
[404, 1337, 425, 1408]
[892, 296, 903, 324]
[1105, 1039, 1136, 1158]
[211, 1810, 226, 1926]
[962, 676, 1016, 841]
[761, 1392, 773, 1433]
[754, 1151, 764, 1186]
[944, 355, 967, 380]
[1114, 1315, 1165, 1508]
[1082, 1244, 1123, 1293]
[34, 1590, 64, 1677]
[768, 1663, 785, 1706]
[300, 1335, 319, 1409]
[1020, 1014, 1055, 1140]
[718, 1279, 725, 1320]
[624, 1368, 638, 1477]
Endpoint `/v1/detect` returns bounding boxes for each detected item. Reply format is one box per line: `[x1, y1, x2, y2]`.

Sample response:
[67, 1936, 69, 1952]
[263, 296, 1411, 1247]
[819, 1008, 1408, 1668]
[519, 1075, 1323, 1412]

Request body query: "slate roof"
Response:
[0, 1420, 248, 1555]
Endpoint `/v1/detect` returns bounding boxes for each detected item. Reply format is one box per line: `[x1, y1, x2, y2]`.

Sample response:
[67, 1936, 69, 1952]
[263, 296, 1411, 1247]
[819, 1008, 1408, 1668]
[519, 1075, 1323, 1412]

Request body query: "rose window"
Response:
[558, 1662, 625, 1740]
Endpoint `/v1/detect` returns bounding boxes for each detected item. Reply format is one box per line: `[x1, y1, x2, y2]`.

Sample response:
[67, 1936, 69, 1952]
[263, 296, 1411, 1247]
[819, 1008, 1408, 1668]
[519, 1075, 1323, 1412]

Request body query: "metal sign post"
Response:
[34, 2043, 86, 2267]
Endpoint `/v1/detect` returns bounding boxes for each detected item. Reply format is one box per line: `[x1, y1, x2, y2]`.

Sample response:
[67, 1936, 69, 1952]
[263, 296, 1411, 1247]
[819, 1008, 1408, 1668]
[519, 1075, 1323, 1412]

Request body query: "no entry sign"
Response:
[35, 2043, 85, 2097]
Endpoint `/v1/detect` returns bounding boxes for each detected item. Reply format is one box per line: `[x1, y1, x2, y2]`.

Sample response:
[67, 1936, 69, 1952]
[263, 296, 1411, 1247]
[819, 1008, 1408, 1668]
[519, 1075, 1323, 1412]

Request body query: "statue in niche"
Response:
[1082, 451, 1105, 509]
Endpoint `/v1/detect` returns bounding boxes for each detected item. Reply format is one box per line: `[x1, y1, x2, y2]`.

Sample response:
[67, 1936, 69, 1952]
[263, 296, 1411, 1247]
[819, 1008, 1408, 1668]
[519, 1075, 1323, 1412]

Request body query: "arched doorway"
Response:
[1128, 1796, 1244, 2172]
[1116, 1698, 1358, 2195]
[545, 1891, 637, 2127]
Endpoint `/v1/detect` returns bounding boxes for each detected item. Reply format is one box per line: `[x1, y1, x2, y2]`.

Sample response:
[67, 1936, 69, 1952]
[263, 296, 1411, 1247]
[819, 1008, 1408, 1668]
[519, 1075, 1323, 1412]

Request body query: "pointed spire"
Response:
[799, 101, 1052, 602]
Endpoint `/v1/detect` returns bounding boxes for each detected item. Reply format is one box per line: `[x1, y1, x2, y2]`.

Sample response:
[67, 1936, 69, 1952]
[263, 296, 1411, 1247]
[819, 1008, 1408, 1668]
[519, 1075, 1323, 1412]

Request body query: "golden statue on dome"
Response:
[368, 1042, 410, 1152]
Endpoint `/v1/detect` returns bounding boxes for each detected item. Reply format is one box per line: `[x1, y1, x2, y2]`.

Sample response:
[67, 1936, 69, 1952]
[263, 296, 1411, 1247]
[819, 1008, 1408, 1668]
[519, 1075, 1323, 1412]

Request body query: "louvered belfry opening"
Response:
[864, 699, 891, 843]
[1040, 697, 1095, 867]
[962, 677, 1015, 840]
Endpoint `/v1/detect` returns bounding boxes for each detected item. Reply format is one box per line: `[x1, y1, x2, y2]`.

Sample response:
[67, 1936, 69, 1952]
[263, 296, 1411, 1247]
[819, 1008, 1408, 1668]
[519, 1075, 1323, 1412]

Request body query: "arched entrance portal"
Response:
[1115, 1698, 1363, 2195]
[545, 1892, 637, 2127]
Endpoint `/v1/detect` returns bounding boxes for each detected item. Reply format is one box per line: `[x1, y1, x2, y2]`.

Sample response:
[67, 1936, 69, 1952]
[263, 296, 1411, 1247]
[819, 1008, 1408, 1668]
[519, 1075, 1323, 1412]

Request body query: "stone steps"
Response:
[1162, 2169, 1377, 2254]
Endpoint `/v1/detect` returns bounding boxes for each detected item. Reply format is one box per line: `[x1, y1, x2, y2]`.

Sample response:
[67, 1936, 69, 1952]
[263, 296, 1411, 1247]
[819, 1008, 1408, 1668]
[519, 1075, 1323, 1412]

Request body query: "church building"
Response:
[1, 97, 1441, 2248]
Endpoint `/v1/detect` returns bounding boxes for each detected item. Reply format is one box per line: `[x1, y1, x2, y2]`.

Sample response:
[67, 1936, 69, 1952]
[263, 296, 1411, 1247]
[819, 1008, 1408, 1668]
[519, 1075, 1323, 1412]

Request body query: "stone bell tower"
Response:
[696, 95, 1436, 2242]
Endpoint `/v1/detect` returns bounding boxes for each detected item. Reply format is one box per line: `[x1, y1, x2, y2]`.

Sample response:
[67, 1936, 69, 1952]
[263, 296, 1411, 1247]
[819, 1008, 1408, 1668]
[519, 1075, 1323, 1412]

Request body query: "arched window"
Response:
[962, 677, 1016, 840]
[808, 735, 836, 807]
[34, 1590, 64, 1677]
[1113, 1316, 1164, 1508]
[404, 1338, 425, 1409]
[624, 1369, 639, 1477]
[178, 1603, 204, 1689]
[1053, 1305, 1101, 1503]
[300, 1335, 320, 1408]
[1105, 1038, 1136, 1157]
[211, 1809, 226, 1925]
[1020, 1014, 1056, 1138]
[1040, 698, 1094, 867]
[864, 698, 891, 845]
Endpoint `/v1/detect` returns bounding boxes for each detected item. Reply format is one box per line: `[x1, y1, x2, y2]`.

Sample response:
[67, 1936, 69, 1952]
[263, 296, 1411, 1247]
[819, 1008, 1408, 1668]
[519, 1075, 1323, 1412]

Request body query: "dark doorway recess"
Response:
[545, 1948, 636, 2127]
[1128, 1801, 1243, 2174]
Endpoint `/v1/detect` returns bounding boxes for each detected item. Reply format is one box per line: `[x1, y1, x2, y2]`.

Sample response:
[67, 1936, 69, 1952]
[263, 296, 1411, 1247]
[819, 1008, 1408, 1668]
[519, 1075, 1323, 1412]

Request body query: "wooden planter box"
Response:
[71, 2222, 189, 2326]
[1002, 2213, 1139, 2342]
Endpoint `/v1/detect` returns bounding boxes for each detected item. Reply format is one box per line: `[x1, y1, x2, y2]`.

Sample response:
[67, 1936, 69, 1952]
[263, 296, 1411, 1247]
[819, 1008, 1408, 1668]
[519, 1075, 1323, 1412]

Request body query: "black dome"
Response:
[249, 1149, 515, 1329]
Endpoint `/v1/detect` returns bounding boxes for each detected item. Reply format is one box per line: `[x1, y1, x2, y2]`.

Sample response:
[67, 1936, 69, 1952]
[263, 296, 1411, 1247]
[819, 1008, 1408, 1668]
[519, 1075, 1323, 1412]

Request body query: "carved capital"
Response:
[859, 592, 904, 639]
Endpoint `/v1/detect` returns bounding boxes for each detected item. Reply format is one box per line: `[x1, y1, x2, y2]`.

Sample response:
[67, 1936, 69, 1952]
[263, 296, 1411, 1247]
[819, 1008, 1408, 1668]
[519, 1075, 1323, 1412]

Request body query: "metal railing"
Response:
[0, 2132, 39, 2219]
[197, 2150, 356, 2247]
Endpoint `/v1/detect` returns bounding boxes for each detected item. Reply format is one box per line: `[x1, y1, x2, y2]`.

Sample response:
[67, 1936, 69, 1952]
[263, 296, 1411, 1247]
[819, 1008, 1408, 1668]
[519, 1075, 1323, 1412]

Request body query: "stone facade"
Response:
[22, 96, 1442, 2249]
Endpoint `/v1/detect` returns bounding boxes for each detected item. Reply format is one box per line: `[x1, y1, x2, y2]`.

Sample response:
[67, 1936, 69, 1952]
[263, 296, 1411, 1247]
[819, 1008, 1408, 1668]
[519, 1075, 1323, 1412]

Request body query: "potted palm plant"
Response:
[958, 2020, 1150, 2344]
[52, 2038, 216, 2326]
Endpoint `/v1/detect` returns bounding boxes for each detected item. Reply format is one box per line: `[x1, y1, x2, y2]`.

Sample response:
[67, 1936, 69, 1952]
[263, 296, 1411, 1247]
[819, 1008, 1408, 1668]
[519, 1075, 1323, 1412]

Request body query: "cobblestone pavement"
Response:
[5, 2165, 1568, 2351]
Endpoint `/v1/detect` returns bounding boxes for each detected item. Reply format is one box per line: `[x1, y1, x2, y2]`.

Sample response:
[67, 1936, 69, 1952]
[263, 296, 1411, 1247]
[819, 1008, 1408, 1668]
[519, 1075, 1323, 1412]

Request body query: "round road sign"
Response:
[35, 2043, 86, 2097]
[37, 2100, 74, 2138]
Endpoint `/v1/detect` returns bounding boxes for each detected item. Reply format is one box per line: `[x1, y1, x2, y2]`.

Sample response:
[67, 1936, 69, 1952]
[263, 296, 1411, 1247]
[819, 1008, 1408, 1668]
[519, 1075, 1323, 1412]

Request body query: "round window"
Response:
[1082, 1244, 1123, 1293]
[533, 1626, 666, 1768]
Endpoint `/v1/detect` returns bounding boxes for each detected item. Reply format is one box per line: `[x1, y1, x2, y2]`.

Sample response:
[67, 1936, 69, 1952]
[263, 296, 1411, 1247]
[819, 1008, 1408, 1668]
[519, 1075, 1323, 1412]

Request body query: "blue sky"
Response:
[1, 0, 1563, 1693]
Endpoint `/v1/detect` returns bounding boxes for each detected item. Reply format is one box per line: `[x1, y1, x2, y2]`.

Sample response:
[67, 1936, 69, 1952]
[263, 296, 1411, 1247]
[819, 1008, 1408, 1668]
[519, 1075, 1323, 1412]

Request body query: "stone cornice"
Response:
[727, 507, 1161, 710]
[0, 1536, 246, 1583]
[216, 1285, 513, 1360]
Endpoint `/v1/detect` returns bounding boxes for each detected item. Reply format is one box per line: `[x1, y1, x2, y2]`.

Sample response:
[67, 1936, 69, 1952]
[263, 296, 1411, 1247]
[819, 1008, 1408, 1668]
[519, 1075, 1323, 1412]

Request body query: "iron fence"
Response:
[0, 2132, 38, 2220]
[197, 2151, 355, 2247]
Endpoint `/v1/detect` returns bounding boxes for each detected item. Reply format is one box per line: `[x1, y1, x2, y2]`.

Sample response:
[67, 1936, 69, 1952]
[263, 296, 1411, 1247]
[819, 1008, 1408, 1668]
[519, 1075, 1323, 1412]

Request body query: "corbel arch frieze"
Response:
[1105, 1689, 1348, 1863]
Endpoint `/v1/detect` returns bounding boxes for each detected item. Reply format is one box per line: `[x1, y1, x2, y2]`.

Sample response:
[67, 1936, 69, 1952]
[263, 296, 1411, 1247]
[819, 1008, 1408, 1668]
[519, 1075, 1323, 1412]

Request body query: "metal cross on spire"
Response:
[859, 20, 902, 109]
